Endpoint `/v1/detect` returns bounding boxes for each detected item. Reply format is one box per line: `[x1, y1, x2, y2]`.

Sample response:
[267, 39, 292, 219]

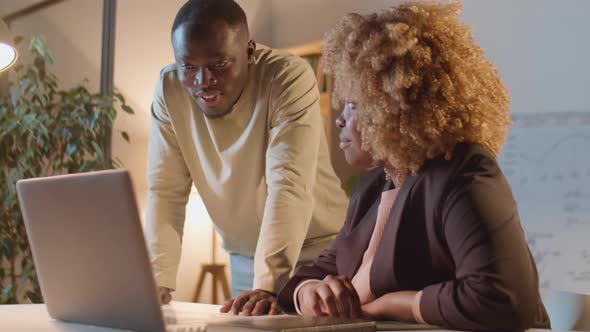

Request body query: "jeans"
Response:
[228, 238, 331, 297]
[229, 253, 254, 297]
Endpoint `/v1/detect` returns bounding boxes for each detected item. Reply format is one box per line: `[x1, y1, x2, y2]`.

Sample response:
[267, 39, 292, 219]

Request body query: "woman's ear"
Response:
[247, 40, 256, 64]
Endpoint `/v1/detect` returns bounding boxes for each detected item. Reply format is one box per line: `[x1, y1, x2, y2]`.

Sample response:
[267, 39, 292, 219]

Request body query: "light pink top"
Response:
[293, 188, 399, 312]
[351, 188, 400, 304]
[293, 187, 425, 323]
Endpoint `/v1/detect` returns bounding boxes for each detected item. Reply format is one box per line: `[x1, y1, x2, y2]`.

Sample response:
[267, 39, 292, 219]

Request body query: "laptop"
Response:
[16, 170, 380, 332]
[17, 170, 170, 331]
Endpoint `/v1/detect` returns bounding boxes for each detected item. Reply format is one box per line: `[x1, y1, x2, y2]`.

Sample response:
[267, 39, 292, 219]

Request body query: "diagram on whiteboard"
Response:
[498, 112, 590, 292]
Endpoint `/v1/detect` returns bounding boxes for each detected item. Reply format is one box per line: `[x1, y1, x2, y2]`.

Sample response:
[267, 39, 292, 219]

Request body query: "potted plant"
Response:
[0, 36, 134, 304]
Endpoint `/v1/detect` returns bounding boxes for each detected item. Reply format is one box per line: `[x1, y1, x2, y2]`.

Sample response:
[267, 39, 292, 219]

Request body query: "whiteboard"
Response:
[498, 112, 590, 292]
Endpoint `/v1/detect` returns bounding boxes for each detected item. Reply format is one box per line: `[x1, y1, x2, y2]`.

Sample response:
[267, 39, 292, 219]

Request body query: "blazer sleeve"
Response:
[277, 224, 342, 312]
[419, 156, 542, 331]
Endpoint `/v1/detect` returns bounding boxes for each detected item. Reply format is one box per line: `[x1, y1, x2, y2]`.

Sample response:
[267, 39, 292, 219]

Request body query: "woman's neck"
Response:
[392, 176, 404, 188]
[383, 163, 404, 188]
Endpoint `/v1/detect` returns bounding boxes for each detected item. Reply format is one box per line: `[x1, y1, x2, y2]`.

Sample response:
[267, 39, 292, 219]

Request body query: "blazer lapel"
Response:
[370, 172, 420, 296]
[337, 168, 387, 280]
[338, 195, 381, 280]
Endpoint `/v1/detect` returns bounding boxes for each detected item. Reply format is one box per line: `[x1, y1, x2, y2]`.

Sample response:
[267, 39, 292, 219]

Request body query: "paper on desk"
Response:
[162, 302, 302, 325]
[376, 321, 441, 330]
[162, 302, 376, 331]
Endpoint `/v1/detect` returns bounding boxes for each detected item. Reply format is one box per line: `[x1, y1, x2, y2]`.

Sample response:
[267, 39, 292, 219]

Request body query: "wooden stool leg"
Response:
[220, 269, 231, 301]
[212, 270, 218, 304]
[192, 268, 207, 303]
[192, 264, 230, 304]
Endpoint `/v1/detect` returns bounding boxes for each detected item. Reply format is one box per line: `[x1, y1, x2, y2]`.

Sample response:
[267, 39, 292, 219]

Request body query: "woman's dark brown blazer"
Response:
[278, 143, 550, 331]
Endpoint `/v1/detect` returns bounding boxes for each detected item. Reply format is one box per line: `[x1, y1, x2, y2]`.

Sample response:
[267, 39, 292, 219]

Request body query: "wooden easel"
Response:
[192, 226, 231, 304]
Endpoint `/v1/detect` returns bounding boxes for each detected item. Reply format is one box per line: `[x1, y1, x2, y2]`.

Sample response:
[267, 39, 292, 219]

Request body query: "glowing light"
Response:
[0, 42, 18, 72]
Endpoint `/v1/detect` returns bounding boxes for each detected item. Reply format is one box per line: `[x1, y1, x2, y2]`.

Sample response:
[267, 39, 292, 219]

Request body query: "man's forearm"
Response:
[145, 215, 184, 289]
[145, 190, 190, 289]
[253, 184, 315, 293]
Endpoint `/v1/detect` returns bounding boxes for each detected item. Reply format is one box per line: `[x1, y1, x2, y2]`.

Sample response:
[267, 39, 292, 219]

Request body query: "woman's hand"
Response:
[297, 275, 362, 318]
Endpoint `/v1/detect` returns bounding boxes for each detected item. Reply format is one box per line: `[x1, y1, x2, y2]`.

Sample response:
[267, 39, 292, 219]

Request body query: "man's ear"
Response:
[247, 40, 256, 64]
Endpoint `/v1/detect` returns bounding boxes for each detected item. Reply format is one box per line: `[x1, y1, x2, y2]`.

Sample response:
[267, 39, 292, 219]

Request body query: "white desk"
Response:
[0, 302, 561, 332]
[0, 302, 221, 332]
[1, 302, 115, 331]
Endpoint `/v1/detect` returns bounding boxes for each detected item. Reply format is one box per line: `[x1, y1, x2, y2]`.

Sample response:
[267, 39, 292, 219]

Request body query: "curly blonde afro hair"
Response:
[323, 1, 511, 181]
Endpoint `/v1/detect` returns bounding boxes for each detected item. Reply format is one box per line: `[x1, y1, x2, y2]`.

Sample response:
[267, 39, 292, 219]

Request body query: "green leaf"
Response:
[121, 131, 130, 143]
[113, 157, 124, 168]
[19, 78, 31, 92]
[91, 141, 104, 161]
[18, 266, 32, 285]
[121, 105, 135, 114]
[13, 36, 24, 45]
[87, 112, 99, 129]
[29, 36, 55, 64]
[26, 290, 43, 304]
[0, 285, 14, 304]
[116, 93, 126, 104]
[5, 121, 17, 132]
[66, 143, 77, 156]
[11, 89, 20, 108]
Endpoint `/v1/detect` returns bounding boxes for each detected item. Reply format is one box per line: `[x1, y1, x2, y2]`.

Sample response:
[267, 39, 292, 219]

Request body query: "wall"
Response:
[270, 0, 397, 49]
[459, 0, 590, 114]
[2, 0, 102, 94]
[459, 0, 590, 292]
[270, 0, 590, 115]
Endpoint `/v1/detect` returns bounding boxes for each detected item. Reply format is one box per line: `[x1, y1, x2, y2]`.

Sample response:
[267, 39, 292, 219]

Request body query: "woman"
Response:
[276, 2, 550, 331]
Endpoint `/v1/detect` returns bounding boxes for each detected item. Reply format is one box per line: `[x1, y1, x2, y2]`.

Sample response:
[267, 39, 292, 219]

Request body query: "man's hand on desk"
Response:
[159, 287, 172, 304]
[220, 289, 281, 316]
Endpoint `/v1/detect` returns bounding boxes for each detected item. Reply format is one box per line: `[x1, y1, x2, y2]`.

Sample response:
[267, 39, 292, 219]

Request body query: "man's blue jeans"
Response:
[229, 253, 254, 298]
[228, 240, 329, 297]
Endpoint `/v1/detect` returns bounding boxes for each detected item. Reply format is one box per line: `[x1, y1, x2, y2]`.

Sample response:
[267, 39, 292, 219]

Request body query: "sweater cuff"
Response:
[253, 273, 277, 294]
[154, 271, 176, 291]
[293, 279, 321, 315]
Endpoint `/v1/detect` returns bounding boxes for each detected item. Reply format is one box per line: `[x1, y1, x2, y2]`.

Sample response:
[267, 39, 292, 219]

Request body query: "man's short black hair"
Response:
[172, 0, 248, 35]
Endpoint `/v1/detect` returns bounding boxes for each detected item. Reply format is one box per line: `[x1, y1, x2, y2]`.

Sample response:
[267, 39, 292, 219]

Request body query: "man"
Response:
[145, 0, 348, 315]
